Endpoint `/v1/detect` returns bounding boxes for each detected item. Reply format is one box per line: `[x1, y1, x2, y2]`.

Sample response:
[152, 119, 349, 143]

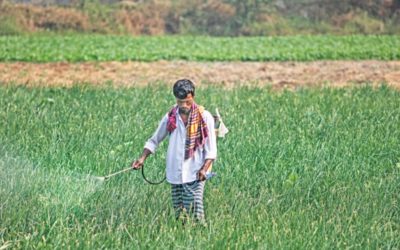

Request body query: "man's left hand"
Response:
[197, 167, 207, 181]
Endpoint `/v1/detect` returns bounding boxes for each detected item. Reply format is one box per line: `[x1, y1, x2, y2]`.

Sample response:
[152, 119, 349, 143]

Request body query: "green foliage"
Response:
[0, 34, 399, 62]
[287, 17, 335, 35]
[80, 0, 119, 34]
[0, 15, 25, 36]
[0, 85, 399, 248]
[343, 12, 385, 35]
[245, 16, 295, 36]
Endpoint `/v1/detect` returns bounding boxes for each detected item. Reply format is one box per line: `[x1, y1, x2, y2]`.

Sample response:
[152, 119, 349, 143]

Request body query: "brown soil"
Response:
[0, 60, 399, 90]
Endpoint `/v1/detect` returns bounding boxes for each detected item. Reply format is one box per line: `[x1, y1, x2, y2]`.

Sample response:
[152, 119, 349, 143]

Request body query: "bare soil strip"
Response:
[0, 61, 399, 89]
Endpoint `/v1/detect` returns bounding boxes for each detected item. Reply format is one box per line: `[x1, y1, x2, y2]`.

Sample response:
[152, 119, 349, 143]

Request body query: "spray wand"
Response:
[95, 165, 215, 184]
[94, 167, 132, 181]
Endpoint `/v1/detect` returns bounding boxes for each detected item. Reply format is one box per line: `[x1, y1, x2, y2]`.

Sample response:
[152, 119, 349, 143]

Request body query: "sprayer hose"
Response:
[141, 164, 166, 185]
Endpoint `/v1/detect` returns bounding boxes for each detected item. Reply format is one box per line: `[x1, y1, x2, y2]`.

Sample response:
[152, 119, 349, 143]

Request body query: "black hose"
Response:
[141, 164, 166, 185]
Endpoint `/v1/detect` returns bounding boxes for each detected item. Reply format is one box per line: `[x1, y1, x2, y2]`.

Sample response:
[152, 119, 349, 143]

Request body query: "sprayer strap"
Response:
[141, 164, 166, 185]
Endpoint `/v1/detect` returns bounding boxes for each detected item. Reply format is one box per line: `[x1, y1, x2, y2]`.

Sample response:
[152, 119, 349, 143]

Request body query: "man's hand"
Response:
[197, 167, 207, 181]
[131, 158, 144, 170]
[197, 159, 214, 181]
[131, 148, 152, 170]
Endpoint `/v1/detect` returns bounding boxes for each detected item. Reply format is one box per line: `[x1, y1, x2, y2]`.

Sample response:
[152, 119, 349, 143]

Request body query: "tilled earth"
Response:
[1, 60, 399, 89]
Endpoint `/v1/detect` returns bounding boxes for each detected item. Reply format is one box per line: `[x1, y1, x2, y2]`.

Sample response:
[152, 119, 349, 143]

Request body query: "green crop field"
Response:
[1, 85, 399, 249]
[0, 35, 399, 62]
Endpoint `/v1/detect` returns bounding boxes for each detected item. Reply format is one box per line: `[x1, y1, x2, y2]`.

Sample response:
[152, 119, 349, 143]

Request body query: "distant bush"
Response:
[0, 15, 25, 35]
[343, 11, 385, 34]
[0, 4, 89, 33]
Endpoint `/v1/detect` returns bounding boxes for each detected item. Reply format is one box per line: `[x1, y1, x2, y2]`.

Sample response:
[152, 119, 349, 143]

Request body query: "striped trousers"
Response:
[171, 180, 205, 222]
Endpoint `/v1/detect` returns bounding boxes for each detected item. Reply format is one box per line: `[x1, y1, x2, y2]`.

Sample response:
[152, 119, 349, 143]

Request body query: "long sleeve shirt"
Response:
[144, 108, 217, 184]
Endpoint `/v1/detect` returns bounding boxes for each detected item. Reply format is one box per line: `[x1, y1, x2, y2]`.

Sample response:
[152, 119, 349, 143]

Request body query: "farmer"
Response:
[131, 79, 217, 223]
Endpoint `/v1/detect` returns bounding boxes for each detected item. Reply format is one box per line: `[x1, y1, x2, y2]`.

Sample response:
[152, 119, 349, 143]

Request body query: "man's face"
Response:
[176, 93, 194, 115]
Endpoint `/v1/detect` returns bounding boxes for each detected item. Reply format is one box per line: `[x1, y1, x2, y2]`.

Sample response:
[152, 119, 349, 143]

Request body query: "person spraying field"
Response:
[131, 79, 218, 223]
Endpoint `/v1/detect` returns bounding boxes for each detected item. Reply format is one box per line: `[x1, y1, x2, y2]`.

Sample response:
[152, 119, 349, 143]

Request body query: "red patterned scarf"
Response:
[167, 103, 208, 159]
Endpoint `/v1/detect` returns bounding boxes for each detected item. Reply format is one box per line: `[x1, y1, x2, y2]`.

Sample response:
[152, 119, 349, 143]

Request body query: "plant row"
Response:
[0, 35, 399, 62]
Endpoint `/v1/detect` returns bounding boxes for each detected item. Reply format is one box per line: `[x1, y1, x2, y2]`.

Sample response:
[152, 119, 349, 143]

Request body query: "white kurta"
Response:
[144, 108, 217, 184]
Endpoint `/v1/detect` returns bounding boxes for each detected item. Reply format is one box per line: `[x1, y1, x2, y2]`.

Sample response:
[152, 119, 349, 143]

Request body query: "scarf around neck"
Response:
[167, 103, 208, 160]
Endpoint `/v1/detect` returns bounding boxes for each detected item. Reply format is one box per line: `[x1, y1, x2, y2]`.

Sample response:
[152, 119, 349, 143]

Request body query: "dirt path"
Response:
[1, 60, 399, 89]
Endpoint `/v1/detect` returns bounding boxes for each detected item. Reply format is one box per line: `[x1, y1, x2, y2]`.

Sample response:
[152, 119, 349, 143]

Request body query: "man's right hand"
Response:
[131, 158, 144, 170]
[132, 148, 152, 170]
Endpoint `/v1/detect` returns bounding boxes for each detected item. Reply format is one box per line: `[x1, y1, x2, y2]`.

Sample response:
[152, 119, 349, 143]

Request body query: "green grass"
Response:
[0, 35, 399, 62]
[1, 85, 399, 248]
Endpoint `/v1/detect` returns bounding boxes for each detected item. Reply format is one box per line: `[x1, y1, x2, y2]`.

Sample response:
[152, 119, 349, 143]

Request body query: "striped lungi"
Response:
[171, 180, 205, 221]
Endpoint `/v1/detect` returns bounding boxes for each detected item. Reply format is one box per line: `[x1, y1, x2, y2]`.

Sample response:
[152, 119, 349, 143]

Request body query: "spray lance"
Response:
[94, 164, 166, 184]
[95, 164, 215, 183]
[94, 167, 132, 182]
